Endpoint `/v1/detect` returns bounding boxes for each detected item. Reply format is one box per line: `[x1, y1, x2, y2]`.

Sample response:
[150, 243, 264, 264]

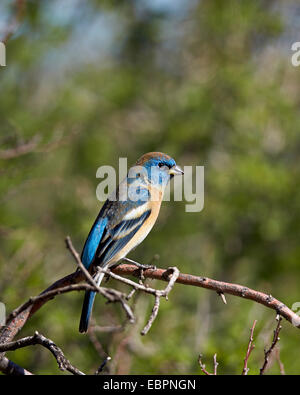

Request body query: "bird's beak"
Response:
[169, 165, 184, 176]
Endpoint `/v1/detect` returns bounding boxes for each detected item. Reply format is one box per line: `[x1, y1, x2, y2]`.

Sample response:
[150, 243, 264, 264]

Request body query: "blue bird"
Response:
[79, 152, 184, 333]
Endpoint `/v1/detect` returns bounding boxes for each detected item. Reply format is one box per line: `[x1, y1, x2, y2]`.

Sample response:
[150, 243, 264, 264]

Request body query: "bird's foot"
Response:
[123, 257, 156, 271]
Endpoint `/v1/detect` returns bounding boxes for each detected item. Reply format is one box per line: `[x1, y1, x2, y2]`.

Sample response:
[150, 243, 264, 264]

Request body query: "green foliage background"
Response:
[1, 0, 300, 374]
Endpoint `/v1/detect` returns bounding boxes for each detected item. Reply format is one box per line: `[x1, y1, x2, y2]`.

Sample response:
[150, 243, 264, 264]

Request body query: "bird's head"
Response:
[133, 152, 184, 187]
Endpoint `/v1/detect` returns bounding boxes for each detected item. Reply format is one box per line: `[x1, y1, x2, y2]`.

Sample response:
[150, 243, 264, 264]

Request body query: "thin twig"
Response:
[95, 356, 112, 375]
[140, 267, 179, 335]
[260, 316, 283, 375]
[275, 347, 285, 375]
[90, 325, 124, 334]
[218, 292, 227, 304]
[0, 129, 80, 160]
[198, 354, 218, 375]
[8, 283, 101, 321]
[65, 236, 101, 291]
[213, 354, 218, 375]
[141, 295, 160, 336]
[242, 320, 257, 375]
[0, 135, 40, 160]
[88, 326, 106, 357]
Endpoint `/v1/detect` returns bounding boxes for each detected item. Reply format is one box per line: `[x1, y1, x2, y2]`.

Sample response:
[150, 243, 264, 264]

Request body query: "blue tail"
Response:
[79, 216, 107, 333]
[79, 290, 97, 333]
[79, 271, 105, 333]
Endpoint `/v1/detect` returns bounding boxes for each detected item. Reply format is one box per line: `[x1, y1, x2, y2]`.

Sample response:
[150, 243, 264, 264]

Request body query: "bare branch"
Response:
[140, 267, 179, 335]
[88, 327, 106, 357]
[90, 324, 124, 334]
[0, 135, 40, 160]
[1, 235, 299, 377]
[95, 356, 112, 375]
[213, 354, 218, 375]
[0, 331, 84, 375]
[260, 316, 283, 375]
[65, 236, 100, 291]
[1, 261, 299, 351]
[242, 320, 257, 375]
[0, 129, 80, 160]
[198, 354, 218, 375]
[141, 295, 160, 336]
[113, 264, 300, 329]
[275, 347, 285, 375]
[91, 265, 179, 333]
[87, 325, 113, 375]
[8, 283, 98, 322]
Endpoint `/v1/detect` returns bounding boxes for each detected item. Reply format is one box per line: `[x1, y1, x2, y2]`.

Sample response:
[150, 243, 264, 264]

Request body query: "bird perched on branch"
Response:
[79, 152, 184, 333]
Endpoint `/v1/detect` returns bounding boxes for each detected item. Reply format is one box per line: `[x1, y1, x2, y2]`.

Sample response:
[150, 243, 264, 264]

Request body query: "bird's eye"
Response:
[158, 163, 164, 168]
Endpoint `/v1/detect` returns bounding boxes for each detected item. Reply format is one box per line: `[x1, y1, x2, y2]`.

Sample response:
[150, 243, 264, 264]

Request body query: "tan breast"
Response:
[107, 184, 163, 266]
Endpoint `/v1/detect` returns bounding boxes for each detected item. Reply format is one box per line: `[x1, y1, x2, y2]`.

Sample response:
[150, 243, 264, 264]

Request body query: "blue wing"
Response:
[81, 215, 108, 269]
[95, 209, 151, 266]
